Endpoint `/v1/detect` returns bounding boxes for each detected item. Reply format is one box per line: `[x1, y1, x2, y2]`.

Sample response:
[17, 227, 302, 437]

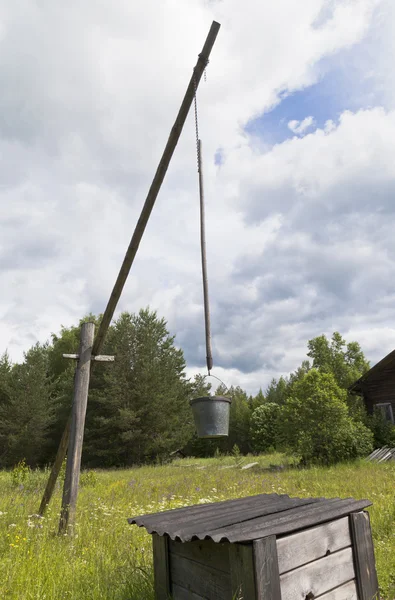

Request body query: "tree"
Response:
[282, 369, 373, 465]
[0, 344, 58, 467]
[265, 377, 289, 405]
[250, 403, 282, 453]
[84, 309, 193, 466]
[307, 332, 369, 390]
[250, 388, 265, 412]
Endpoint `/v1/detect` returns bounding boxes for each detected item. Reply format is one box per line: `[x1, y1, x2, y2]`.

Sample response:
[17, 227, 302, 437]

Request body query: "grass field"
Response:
[0, 454, 394, 599]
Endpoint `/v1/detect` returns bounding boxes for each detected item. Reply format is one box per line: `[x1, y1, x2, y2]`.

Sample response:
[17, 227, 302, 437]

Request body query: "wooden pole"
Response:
[58, 322, 95, 534]
[92, 20, 221, 357]
[38, 415, 71, 516]
[197, 139, 213, 373]
[39, 20, 221, 521]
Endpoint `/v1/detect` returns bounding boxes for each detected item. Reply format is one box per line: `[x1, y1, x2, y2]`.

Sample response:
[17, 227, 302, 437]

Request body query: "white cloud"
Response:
[0, 0, 392, 393]
[288, 116, 316, 135]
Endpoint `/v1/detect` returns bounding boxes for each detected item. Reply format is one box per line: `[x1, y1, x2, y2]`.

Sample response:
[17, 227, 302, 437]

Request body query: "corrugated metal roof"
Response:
[128, 493, 371, 543]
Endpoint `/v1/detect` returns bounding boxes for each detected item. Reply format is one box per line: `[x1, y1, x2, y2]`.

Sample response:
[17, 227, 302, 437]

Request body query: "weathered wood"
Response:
[153, 534, 171, 600]
[197, 138, 213, 373]
[277, 516, 351, 574]
[168, 539, 230, 573]
[349, 511, 380, 600]
[229, 543, 257, 600]
[63, 353, 115, 362]
[241, 462, 259, 470]
[171, 583, 204, 600]
[169, 496, 320, 542]
[318, 580, 358, 600]
[253, 536, 282, 600]
[38, 415, 71, 515]
[59, 322, 95, 534]
[91, 20, 221, 358]
[280, 547, 355, 600]
[208, 498, 371, 544]
[129, 495, 371, 543]
[170, 553, 231, 600]
[129, 493, 286, 533]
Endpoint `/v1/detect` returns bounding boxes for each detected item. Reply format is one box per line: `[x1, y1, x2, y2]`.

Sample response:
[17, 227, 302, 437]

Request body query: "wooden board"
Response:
[229, 543, 257, 600]
[280, 547, 355, 600]
[277, 517, 351, 574]
[169, 539, 230, 573]
[170, 553, 231, 600]
[172, 583, 205, 600]
[349, 512, 379, 600]
[253, 536, 282, 600]
[317, 580, 358, 600]
[152, 534, 171, 600]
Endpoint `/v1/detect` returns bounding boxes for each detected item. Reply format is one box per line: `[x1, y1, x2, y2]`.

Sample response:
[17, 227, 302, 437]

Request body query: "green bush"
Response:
[250, 403, 282, 452]
[367, 410, 395, 448]
[10, 459, 30, 487]
[282, 369, 373, 465]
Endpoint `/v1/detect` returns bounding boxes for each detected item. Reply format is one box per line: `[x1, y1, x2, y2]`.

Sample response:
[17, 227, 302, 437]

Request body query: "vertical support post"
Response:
[229, 543, 258, 599]
[152, 534, 171, 600]
[350, 511, 380, 600]
[39, 415, 71, 515]
[253, 536, 282, 600]
[58, 322, 95, 534]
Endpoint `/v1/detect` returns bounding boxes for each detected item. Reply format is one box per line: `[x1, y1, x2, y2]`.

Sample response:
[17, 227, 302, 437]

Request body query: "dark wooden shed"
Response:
[349, 349, 395, 423]
[129, 492, 379, 600]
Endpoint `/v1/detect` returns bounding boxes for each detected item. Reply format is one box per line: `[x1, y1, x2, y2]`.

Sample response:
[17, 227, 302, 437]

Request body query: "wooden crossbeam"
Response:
[63, 354, 115, 362]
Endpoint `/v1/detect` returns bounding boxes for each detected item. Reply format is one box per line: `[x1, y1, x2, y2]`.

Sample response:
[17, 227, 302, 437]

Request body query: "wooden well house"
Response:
[129, 492, 379, 600]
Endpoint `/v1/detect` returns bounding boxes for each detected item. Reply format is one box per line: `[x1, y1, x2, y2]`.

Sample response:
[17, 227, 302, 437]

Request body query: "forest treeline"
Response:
[0, 309, 394, 468]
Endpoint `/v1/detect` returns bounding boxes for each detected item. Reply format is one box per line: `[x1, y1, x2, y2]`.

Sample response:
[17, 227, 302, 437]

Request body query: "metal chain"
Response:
[193, 69, 200, 172]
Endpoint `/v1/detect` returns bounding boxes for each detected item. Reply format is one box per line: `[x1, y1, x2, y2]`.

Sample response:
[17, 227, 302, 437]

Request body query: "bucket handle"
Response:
[202, 373, 231, 396]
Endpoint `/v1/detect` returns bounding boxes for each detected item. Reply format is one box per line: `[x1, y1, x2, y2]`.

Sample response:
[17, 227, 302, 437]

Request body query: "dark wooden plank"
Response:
[170, 496, 322, 542]
[208, 499, 372, 543]
[59, 321, 95, 534]
[153, 534, 171, 600]
[170, 553, 231, 600]
[169, 539, 230, 573]
[277, 516, 351, 574]
[349, 511, 380, 600]
[171, 583, 205, 600]
[129, 493, 284, 528]
[229, 543, 257, 600]
[254, 536, 281, 600]
[280, 547, 355, 600]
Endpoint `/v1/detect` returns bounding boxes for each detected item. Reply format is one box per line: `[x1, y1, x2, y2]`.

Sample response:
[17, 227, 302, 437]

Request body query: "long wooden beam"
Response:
[92, 20, 221, 356]
[38, 21, 221, 518]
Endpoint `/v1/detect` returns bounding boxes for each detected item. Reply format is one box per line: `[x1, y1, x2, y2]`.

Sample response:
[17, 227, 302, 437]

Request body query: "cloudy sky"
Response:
[1, 0, 395, 394]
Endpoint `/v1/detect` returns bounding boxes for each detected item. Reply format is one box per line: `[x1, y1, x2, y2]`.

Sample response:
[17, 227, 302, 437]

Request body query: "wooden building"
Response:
[349, 349, 395, 423]
[129, 492, 379, 600]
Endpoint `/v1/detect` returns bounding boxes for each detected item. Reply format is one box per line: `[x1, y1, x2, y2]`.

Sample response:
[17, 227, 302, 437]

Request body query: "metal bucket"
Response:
[189, 396, 232, 438]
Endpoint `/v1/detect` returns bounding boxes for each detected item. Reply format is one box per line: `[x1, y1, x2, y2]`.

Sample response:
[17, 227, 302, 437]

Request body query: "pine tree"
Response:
[84, 309, 193, 466]
[0, 344, 57, 467]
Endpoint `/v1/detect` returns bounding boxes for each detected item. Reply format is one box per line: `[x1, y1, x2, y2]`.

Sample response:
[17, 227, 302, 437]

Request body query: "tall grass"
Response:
[0, 455, 394, 599]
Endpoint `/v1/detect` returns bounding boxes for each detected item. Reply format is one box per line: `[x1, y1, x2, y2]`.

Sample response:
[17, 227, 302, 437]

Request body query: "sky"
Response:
[1, 0, 395, 394]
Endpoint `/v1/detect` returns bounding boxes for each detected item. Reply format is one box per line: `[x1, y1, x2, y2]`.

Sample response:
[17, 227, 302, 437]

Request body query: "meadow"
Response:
[0, 454, 394, 600]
